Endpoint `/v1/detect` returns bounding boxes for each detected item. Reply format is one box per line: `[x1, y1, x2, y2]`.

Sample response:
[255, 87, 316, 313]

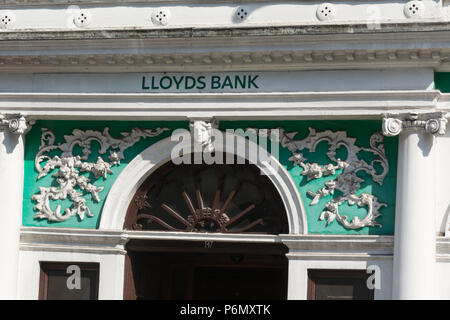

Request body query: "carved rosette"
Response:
[249, 127, 390, 230]
[382, 112, 448, 137]
[32, 126, 170, 222]
[0, 114, 33, 135]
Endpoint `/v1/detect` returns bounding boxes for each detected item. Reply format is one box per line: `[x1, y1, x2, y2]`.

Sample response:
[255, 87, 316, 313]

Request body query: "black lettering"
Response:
[211, 76, 221, 89]
[196, 76, 206, 89]
[151, 76, 159, 90]
[173, 76, 184, 89]
[141, 76, 150, 90]
[248, 75, 259, 89]
[221, 75, 233, 89]
[185, 76, 196, 89]
[235, 75, 246, 89]
[160, 76, 172, 89]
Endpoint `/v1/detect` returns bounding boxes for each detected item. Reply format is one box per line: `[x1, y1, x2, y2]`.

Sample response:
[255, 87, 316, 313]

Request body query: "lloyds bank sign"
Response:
[141, 73, 260, 92]
[0, 70, 411, 94]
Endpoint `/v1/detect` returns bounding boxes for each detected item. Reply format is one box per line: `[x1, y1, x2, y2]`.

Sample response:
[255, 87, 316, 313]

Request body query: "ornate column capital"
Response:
[382, 112, 448, 137]
[189, 117, 219, 153]
[0, 114, 33, 135]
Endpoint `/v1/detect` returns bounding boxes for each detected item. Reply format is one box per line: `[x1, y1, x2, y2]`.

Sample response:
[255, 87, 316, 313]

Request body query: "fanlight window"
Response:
[124, 161, 288, 235]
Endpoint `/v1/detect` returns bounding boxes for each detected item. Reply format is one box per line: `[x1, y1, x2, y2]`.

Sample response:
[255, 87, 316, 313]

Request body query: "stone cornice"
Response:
[0, 90, 440, 120]
[1, 23, 450, 71]
[4, 22, 450, 42]
[20, 227, 129, 255]
[18, 228, 450, 259]
[0, 49, 444, 73]
[10, 21, 450, 37]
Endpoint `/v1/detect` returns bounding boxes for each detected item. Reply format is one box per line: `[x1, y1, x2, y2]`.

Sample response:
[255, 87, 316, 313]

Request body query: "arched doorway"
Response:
[100, 133, 307, 234]
[123, 160, 289, 300]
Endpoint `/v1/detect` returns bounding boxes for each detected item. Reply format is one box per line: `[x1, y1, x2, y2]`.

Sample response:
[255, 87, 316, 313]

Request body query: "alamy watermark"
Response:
[170, 126, 282, 175]
[66, 264, 81, 290]
[366, 265, 381, 290]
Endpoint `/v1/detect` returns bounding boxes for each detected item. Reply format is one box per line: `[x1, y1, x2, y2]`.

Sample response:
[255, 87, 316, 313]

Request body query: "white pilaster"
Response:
[286, 258, 307, 300]
[383, 112, 447, 300]
[0, 114, 29, 299]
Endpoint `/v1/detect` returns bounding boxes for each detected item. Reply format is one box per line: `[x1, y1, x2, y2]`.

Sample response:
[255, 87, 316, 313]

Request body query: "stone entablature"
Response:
[0, 0, 445, 31]
[1, 24, 450, 72]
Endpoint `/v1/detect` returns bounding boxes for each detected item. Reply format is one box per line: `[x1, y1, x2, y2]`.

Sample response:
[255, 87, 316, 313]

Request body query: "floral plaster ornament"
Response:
[33, 127, 169, 222]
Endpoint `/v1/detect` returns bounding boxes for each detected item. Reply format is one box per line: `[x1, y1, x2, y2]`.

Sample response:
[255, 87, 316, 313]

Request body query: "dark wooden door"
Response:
[124, 241, 288, 300]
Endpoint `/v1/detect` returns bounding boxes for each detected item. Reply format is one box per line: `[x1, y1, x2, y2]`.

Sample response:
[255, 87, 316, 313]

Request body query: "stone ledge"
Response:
[2, 22, 450, 42]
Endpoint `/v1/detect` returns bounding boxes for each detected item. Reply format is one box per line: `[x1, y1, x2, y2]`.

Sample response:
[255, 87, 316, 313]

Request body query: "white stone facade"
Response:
[0, 0, 449, 300]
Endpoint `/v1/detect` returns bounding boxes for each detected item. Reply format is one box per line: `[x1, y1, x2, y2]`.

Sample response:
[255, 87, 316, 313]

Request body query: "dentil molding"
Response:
[382, 112, 448, 137]
[0, 49, 443, 72]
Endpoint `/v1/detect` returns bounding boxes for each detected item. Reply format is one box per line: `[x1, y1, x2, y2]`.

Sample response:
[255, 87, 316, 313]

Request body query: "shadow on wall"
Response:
[418, 132, 434, 157]
[2, 132, 20, 155]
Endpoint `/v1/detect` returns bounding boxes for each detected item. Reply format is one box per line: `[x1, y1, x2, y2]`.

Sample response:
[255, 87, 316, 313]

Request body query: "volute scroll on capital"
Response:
[0, 114, 34, 135]
[382, 112, 448, 137]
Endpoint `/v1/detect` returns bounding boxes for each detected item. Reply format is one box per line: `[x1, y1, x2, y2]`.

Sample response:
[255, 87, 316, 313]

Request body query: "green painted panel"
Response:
[219, 120, 397, 235]
[23, 120, 397, 234]
[434, 72, 450, 92]
[23, 120, 189, 229]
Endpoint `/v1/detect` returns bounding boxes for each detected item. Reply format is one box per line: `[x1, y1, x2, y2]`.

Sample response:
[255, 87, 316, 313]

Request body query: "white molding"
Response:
[436, 237, 450, 262]
[0, 91, 440, 120]
[0, 49, 443, 72]
[100, 133, 307, 234]
[23, 227, 450, 258]
[20, 226, 395, 251]
[126, 230, 282, 243]
[0, 24, 449, 72]
[20, 227, 128, 254]
[281, 234, 394, 260]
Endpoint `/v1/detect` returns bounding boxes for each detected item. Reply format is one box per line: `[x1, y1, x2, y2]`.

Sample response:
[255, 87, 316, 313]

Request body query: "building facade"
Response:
[0, 0, 450, 300]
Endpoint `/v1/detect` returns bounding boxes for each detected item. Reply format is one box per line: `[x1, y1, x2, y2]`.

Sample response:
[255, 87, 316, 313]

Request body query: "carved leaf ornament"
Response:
[32, 127, 169, 222]
[249, 127, 389, 230]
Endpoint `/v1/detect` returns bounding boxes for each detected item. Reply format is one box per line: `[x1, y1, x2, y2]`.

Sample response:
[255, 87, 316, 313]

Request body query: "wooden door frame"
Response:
[307, 269, 375, 300]
[123, 239, 288, 300]
[39, 262, 99, 300]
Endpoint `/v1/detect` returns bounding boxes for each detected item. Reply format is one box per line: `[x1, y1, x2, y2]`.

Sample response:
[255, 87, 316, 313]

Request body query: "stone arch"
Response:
[100, 132, 307, 234]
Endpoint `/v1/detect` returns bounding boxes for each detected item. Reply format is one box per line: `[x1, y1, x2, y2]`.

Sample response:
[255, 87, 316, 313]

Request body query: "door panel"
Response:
[125, 246, 288, 300]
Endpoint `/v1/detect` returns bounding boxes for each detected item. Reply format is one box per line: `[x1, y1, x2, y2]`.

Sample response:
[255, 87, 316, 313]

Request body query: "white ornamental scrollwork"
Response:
[32, 126, 170, 222]
[382, 112, 448, 137]
[249, 127, 389, 230]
